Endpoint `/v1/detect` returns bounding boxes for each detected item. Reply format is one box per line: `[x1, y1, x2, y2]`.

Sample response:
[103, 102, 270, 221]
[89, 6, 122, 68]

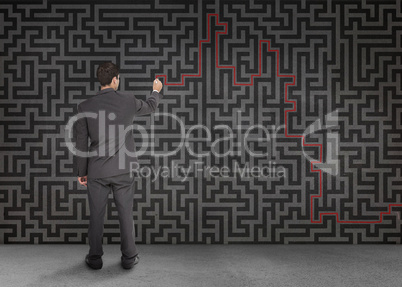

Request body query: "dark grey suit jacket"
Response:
[74, 88, 162, 179]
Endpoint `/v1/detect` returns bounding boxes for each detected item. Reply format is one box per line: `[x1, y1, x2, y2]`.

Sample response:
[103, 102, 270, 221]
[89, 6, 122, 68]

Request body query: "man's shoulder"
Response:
[78, 90, 135, 110]
[115, 90, 134, 98]
[78, 95, 98, 110]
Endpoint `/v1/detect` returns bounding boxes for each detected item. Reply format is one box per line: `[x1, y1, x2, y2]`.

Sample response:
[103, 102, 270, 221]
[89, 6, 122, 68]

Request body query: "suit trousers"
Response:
[87, 172, 138, 259]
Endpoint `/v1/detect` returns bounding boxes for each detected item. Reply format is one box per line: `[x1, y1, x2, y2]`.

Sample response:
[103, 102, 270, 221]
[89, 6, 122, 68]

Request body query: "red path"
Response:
[156, 14, 401, 224]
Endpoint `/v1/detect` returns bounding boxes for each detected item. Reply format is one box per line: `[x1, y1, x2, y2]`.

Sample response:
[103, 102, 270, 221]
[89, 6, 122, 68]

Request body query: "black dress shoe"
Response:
[121, 254, 139, 269]
[85, 254, 103, 270]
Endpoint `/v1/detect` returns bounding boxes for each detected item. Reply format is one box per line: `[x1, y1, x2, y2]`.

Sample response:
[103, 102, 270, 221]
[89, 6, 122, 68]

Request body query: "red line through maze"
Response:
[156, 13, 402, 224]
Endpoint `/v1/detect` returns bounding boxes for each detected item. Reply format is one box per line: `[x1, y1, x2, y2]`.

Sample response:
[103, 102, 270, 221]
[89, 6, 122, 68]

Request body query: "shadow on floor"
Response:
[29, 259, 135, 286]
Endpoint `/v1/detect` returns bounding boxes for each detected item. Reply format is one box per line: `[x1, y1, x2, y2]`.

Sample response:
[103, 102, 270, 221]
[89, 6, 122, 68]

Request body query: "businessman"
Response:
[74, 62, 163, 270]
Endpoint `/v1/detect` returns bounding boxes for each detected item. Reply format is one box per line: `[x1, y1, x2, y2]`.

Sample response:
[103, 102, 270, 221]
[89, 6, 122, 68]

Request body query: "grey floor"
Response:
[0, 244, 401, 287]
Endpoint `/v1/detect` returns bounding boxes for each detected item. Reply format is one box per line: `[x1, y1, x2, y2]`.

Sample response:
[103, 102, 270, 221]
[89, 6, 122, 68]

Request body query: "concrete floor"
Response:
[0, 244, 401, 287]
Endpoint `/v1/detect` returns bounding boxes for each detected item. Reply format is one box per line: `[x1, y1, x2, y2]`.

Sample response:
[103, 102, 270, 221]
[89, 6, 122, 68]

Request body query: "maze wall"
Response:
[1, 0, 402, 244]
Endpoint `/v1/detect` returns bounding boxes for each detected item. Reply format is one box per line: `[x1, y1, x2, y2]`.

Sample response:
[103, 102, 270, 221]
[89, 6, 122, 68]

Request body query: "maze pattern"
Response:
[1, 0, 402, 244]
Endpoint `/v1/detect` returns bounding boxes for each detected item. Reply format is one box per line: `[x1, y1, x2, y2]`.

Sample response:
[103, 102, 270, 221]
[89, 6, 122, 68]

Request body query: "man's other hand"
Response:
[78, 176, 88, 187]
[153, 78, 163, 92]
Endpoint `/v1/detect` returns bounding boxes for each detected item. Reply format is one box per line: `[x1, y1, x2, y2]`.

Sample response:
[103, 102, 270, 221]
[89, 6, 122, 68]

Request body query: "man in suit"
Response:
[74, 62, 163, 270]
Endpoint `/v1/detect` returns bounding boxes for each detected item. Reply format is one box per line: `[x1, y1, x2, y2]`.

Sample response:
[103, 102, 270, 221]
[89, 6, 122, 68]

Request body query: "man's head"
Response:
[97, 62, 120, 90]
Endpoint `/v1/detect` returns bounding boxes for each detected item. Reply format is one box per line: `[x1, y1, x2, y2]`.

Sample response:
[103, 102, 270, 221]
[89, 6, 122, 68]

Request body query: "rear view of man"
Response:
[74, 62, 163, 270]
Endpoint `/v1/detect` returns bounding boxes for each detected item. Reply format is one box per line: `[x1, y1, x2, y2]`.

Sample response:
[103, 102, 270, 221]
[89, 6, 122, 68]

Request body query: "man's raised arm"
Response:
[133, 78, 163, 116]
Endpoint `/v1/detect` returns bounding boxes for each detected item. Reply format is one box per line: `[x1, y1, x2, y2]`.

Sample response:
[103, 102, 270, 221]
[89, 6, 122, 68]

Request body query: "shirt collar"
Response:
[96, 88, 115, 95]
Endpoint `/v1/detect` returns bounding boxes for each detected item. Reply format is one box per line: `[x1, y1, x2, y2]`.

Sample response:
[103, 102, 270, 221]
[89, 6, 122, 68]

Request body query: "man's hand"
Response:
[78, 176, 88, 187]
[153, 78, 163, 93]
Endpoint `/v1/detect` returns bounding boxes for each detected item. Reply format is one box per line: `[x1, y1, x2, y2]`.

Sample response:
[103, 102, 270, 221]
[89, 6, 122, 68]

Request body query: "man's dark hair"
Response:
[97, 62, 119, 86]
